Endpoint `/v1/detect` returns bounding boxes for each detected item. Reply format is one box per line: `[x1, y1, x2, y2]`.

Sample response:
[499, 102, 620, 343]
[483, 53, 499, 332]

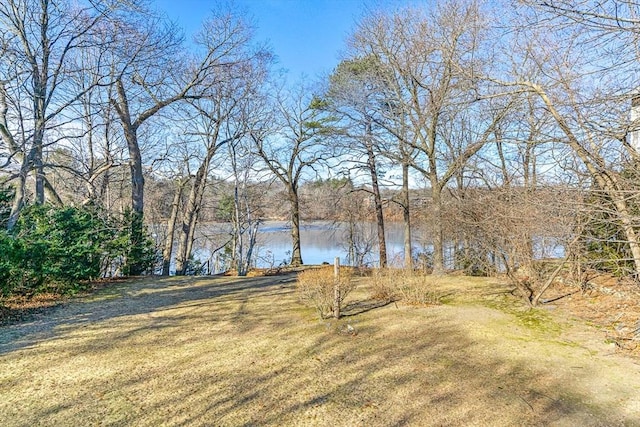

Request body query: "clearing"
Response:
[0, 273, 639, 426]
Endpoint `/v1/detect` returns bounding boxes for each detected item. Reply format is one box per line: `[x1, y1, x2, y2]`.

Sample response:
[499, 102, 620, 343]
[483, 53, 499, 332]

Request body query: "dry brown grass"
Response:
[0, 273, 639, 426]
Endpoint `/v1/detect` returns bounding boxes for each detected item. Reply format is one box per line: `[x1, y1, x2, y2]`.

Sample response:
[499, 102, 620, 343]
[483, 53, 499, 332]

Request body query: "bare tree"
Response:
[0, 0, 117, 229]
[172, 106, 242, 276]
[494, 1, 640, 277]
[326, 56, 391, 267]
[161, 175, 188, 276]
[51, 32, 125, 207]
[349, 1, 506, 274]
[535, 0, 640, 39]
[106, 6, 260, 273]
[168, 12, 271, 275]
[454, 184, 576, 305]
[227, 140, 264, 276]
[252, 81, 334, 266]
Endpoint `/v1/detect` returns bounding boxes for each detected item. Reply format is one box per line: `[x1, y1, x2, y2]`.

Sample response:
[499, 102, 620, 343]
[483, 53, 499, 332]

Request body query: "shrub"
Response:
[110, 209, 156, 276]
[296, 267, 355, 318]
[577, 181, 638, 277]
[0, 230, 20, 296]
[370, 269, 444, 306]
[0, 204, 157, 297]
[7, 205, 108, 293]
[454, 247, 496, 277]
[0, 185, 13, 229]
[369, 269, 397, 302]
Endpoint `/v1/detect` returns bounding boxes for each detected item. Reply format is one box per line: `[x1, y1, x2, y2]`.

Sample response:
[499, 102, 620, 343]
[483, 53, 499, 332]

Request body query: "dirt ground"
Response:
[0, 272, 639, 426]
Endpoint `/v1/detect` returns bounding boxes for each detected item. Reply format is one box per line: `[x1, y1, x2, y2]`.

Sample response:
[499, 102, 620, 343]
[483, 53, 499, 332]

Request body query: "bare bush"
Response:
[296, 267, 355, 318]
[370, 269, 445, 306]
[368, 269, 396, 302]
[450, 186, 576, 305]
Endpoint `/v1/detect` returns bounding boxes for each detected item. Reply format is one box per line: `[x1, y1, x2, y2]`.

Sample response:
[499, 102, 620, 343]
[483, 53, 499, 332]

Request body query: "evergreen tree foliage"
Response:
[119, 210, 156, 276]
[0, 203, 156, 296]
[0, 186, 13, 229]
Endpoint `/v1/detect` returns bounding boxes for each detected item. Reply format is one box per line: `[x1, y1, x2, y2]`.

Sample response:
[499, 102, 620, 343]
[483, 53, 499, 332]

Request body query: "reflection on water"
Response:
[193, 221, 416, 269]
[189, 220, 564, 273]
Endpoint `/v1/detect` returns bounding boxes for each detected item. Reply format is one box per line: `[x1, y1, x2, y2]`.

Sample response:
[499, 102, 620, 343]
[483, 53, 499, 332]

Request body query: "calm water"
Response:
[183, 220, 563, 273]
[193, 221, 417, 270]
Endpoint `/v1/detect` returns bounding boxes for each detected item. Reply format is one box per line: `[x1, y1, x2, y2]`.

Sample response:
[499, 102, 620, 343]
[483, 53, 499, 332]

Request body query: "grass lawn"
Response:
[0, 272, 639, 426]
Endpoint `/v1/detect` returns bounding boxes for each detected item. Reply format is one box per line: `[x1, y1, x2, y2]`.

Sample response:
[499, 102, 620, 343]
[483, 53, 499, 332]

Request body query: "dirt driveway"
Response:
[0, 274, 639, 426]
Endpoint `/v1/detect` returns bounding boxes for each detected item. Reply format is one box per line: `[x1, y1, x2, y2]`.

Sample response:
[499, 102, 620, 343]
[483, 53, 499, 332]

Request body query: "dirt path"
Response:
[0, 274, 639, 426]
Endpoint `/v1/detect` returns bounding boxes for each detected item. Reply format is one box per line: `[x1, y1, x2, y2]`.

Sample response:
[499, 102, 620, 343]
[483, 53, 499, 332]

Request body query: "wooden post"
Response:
[333, 257, 340, 319]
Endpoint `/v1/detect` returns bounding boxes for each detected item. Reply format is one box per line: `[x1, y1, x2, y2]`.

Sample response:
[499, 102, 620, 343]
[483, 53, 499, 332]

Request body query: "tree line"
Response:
[1, 0, 639, 301]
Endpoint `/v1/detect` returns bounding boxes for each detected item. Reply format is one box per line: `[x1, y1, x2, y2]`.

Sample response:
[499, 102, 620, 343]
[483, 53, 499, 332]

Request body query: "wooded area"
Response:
[1, 0, 640, 303]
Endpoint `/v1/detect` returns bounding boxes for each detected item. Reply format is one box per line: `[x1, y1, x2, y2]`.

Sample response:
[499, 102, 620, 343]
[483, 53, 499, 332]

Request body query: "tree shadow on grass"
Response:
[78, 304, 634, 427]
[207, 312, 634, 426]
[1, 273, 638, 426]
[0, 299, 64, 325]
[340, 298, 396, 317]
[0, 272, 298, 354]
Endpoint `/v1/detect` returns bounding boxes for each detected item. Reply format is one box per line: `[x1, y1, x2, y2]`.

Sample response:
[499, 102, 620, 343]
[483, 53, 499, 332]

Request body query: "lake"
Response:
[192, 221, 420, 272]
[186, 220, 564, 274]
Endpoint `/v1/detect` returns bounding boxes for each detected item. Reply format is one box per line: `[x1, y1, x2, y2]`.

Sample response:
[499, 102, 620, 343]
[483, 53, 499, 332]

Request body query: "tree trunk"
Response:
[162, 178, 187, 276]
[175, 182, 200, 275]
[174, 209, 192, 275]
[228, 140, 260, 276]
[33, 60, 47, 205]
[114, 80, 146, 275]
[127, 140, 145, 216]
[231, 180, 242, 273]
[7, 171, 26, 231]
[43, 178, 62, 206]
[366, 124, 387, 268]
[239, 221, 259, 276]
[184, 198, 201, 273]
[114, 80, 145, 217]
[289, 188, 303, 266]
[125, 132, 146, 275]
[175, 157, 210, 275]
[127, 211, 147, 275]
[402, 162, 412, 269]
[431, 183, 445, 275]
[34, 142, 45, 204]
[6, 140, 39, 230]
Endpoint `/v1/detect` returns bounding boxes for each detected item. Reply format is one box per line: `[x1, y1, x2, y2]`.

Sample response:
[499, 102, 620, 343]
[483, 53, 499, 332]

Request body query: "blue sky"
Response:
[152, 0, 409, 79]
